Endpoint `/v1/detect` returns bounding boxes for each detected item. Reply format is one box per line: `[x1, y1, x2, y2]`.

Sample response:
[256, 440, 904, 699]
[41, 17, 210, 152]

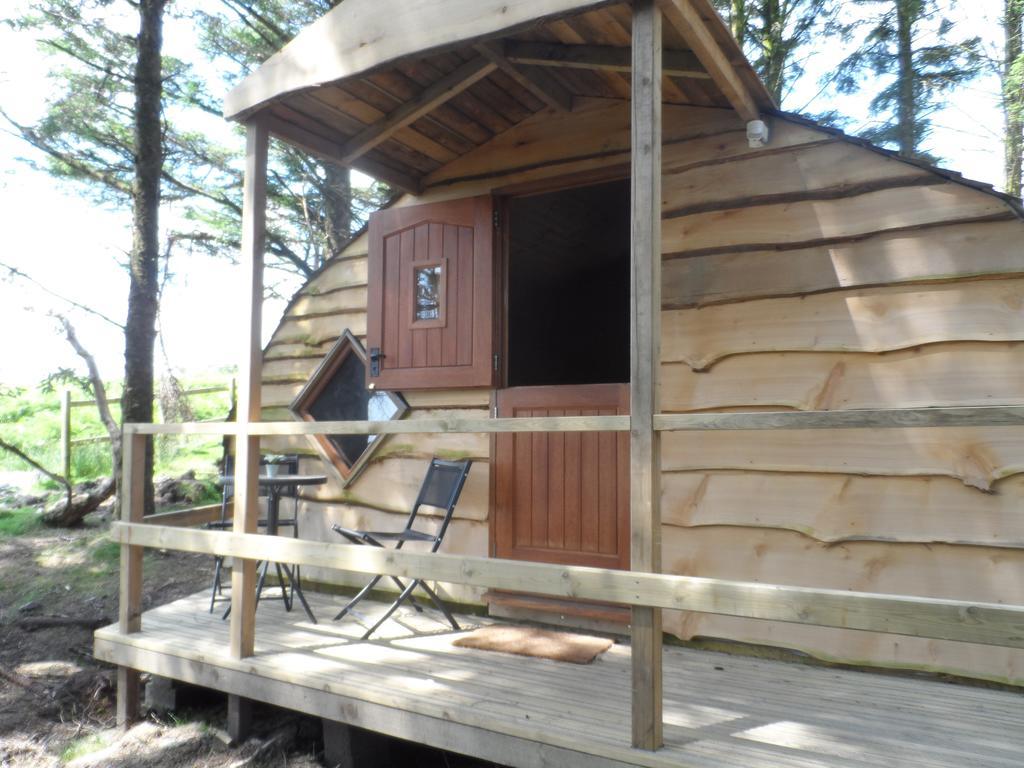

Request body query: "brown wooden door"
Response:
[366, 196, 495, 390]
[493, 384, 629, 570]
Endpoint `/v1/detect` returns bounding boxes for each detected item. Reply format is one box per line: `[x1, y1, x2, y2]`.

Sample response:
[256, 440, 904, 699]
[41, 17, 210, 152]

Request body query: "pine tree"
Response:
[715, 0, 838, 105]
[2, 0, 169, 514]
[835, 0, 984, 162]
[190, 0, 391, 275]
[1005, 0, 1024, 196]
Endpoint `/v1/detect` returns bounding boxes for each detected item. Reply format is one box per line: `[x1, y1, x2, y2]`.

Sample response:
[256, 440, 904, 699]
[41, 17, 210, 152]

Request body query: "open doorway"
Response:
[506, 179, 630, 387]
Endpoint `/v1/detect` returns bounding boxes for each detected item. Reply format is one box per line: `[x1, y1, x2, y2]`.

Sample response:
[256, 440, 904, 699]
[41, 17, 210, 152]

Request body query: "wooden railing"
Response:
[114, 405, 1024, 748]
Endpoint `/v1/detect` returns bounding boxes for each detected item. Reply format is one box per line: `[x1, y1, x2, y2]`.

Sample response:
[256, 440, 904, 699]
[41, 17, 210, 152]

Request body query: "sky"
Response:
[0, 0, 1011, 387]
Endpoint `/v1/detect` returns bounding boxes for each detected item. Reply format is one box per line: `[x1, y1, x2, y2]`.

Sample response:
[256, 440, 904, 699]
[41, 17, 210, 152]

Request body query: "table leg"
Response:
[282, 562, 317, 623]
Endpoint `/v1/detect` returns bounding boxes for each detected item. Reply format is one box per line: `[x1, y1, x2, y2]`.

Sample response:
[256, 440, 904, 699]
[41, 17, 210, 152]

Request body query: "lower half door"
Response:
[493, 383, 629, 570]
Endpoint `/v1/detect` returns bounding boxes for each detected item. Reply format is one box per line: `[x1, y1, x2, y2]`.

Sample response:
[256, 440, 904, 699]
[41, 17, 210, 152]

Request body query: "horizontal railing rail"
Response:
[122, 405, 1024, 437]
[112, 521, 1024, 649]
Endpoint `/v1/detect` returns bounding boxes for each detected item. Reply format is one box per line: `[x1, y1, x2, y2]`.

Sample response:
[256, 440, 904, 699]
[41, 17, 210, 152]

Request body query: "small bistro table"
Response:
[219, 473, 327, 624]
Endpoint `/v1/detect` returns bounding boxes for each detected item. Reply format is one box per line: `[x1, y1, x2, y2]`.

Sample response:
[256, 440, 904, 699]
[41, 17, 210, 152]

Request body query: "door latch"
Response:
[369, 347, 385, 377]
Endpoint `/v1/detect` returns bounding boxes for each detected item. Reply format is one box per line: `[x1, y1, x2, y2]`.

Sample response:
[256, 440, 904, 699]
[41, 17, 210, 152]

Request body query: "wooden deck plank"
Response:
[136, 593, 1024, 745]
[96, 592, 1024, 768]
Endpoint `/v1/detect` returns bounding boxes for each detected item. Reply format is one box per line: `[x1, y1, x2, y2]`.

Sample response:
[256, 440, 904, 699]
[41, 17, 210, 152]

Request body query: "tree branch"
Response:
[57, 316, 119, 444]
[0, 261, 124, 330]
[0, 438, 71, 513]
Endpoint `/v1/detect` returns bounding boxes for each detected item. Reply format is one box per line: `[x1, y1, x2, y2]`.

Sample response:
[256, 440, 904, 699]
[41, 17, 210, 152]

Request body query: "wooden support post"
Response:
[229, 119, 268, 661]
[323, 720, 393, 768]
[630, 0, 663, 751]
[227, 694, 253, 743]
[60, 389, 71, 481]
[116, 429, 146, 727]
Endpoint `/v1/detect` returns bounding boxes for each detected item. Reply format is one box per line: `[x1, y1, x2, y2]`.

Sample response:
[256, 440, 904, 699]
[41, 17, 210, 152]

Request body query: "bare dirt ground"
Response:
[0, 508, 323, 768]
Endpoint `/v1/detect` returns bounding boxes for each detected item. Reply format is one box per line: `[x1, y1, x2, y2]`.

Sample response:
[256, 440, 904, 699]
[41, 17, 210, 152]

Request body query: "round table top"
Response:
[219, 473, 328, 487]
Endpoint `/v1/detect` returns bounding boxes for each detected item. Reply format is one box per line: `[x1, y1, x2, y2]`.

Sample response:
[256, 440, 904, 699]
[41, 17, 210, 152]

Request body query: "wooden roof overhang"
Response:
[223, 0, 775, 194]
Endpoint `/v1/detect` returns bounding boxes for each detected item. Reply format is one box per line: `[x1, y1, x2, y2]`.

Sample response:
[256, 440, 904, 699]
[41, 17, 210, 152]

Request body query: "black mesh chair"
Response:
[331, 458, 472, 639]
[208, 454, 300, 613]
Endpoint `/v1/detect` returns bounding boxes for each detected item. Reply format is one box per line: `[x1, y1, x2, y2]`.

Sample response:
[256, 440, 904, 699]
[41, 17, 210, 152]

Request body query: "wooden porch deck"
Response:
[95, 590, 1024, 768]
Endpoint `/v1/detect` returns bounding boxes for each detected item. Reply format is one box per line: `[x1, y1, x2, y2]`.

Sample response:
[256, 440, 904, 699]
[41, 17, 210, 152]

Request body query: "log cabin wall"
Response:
[260, 97, 1024, 682]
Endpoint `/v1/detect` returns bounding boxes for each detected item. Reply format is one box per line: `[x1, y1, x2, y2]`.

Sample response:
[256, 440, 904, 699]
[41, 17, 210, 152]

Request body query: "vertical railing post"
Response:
[116, 428, 146, 726]
[229, 119, 268, 664]
[630, 0, 664, 751]
[60, 389, 72, 482]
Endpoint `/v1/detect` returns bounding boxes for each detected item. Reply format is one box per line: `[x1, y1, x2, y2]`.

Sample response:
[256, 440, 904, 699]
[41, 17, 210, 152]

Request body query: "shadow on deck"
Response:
[94, 591, 1023, 768]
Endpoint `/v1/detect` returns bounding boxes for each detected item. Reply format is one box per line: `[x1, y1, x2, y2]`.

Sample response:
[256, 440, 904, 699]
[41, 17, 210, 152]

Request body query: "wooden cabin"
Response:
[96, 1, 1024, 766]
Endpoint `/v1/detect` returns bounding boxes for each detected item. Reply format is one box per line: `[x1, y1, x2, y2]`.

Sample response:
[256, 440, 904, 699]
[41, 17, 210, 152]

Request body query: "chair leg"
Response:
[333, 574, 385, 621]
[416, 580, 460, 631]
[362, 579, 424, 639]
[283, 564, 317, 624]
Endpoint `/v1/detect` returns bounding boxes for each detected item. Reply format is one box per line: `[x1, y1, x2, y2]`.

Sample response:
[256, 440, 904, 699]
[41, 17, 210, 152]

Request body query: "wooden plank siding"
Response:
[259, 92, 1024, 682]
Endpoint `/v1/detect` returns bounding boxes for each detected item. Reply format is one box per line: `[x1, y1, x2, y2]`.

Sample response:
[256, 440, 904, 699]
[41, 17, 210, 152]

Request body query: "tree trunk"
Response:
[122, 0, 166, 518]
[895, 0, 919, 157]
[322, 162, 353, 262]
[1006, 0, 1024, 197]
[759, 0, 785, 103]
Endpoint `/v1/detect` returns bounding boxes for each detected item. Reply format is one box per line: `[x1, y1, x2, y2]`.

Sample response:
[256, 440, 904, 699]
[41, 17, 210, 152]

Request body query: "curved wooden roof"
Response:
[225, 0, 775, 193]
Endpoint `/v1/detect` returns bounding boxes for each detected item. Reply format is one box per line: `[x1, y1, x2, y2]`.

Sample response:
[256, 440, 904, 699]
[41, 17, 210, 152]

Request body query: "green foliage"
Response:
[0, 507, 43, 537]
[713, 0, 840, 105]
[3, 0, 389, 297]
[832, 0, 984, 161]
[0, 374, 231, 489]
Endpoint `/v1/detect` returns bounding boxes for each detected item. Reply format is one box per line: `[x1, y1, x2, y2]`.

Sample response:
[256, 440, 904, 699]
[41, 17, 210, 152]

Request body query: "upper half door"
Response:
[366, 196, 495, 390]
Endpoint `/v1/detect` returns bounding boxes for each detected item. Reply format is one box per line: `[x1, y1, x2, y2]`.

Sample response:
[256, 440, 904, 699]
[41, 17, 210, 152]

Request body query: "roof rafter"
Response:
[659, 0, 761, 122]
[336, 56, 497, 164]
[475, 42, 575, 112]
[503, 40, 709, 80]
[264, 114, 422, 194]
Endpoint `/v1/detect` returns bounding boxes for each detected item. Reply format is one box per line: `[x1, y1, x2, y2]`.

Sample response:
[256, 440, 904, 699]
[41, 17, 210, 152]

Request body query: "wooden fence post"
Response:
[116, 429, 146, 726]
[630, 0, 664, 751]
[229, 119, 268, 663]
[60, 389, 72, 481]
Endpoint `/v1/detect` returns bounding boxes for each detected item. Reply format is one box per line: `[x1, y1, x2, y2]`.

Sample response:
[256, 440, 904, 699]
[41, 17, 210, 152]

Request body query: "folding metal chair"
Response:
[331, 457, 472, 639]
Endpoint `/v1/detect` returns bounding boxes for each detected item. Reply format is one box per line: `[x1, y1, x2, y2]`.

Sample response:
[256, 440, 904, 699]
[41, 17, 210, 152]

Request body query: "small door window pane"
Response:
[414, 264, 443, 322]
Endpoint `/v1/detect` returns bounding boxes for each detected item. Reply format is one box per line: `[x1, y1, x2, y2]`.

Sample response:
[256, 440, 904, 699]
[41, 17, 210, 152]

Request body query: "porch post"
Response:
[229, 119, 268, 660]
[116, 429, 146, 726]
[630, 0, 663, 751]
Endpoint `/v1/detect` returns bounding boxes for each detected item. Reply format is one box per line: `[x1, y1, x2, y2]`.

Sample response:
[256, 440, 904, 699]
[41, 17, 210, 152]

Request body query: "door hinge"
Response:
[492, 209, 500, 229]
[493, 353, 500, 371]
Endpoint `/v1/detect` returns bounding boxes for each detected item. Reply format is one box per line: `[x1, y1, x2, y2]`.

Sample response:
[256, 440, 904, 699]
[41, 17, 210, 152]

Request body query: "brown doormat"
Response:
[453, 625, 613, 664]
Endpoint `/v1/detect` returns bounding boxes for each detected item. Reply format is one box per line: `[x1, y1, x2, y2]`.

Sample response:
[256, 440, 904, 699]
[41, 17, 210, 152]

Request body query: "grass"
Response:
[0, 373, 235, 493]
[0, 507, 42, 537]
[60, 731, 112, 763]
[2, 529, 133, 609]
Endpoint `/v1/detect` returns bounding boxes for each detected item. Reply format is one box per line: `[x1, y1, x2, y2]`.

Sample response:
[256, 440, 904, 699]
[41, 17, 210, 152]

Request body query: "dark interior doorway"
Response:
[506, 179, 630, 387]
